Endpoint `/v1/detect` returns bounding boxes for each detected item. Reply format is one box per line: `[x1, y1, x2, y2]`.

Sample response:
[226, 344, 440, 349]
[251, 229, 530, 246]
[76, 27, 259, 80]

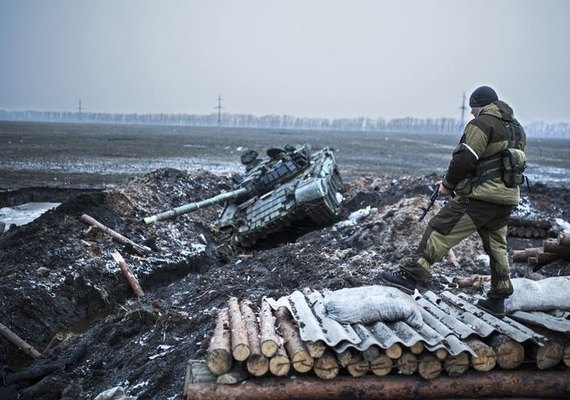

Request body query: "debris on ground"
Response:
[1, 169, 569, 399]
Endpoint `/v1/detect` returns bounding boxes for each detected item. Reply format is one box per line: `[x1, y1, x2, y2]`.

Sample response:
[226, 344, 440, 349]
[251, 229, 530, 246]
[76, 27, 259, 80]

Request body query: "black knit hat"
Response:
[469, 86, 498, 107]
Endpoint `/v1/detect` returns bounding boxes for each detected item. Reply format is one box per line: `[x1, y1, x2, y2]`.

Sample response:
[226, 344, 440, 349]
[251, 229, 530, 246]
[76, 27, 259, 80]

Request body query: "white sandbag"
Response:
[94, 387, 136, 400]
[503, 277, 570, 313]
[323, 285, 423, 328]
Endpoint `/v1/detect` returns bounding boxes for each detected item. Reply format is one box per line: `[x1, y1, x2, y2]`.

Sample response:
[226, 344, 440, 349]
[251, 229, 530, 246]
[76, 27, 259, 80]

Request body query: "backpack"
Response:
[473, 119, 527, 188]
[501, 121, 527, 188]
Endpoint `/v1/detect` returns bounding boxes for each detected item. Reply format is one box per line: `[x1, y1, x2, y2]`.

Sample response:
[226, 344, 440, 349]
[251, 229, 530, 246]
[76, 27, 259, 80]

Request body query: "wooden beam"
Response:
[241, 300, 269, 377]
[488, 334, 524, 370]
[275, 307, 313, 373]
[205, 308, 232, 375]
[81, 214, 150, 255]
[369, 353, 392, 377]
[111, 251, 145, 298]
[259, 300, 279, 358]
[396, 351, 418, 375]
[228, 297, 250, 362]
[443, 352, 469, 377]
[467, 337, 496, 372]
[186, 371, 570, 400]
[313, 349, 339, 380]
[0, 322, 41, 359]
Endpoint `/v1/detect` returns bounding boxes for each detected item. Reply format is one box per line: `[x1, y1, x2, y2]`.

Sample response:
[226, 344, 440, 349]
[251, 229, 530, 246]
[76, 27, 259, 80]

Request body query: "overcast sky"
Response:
[1, 0, 569, 123]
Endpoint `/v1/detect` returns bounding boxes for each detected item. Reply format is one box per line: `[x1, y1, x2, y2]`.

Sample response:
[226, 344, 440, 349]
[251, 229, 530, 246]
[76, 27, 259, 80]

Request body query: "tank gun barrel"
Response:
[143, 187, 249, 225]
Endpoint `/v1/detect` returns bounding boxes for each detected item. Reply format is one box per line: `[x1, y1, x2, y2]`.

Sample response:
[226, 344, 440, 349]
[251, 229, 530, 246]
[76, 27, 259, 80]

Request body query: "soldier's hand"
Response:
[435, 180, 453, 197]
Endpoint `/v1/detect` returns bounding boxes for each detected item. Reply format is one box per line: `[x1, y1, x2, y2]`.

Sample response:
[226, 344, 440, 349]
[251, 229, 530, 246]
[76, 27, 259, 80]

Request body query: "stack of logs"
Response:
[508, 217, 551, 239]
[513, 232, 570, 267]
[205, 297, 570, 384]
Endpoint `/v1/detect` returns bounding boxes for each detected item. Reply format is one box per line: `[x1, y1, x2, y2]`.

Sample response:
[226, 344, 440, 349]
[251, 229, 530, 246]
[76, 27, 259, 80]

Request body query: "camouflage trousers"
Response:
[402, 196, 515, 299]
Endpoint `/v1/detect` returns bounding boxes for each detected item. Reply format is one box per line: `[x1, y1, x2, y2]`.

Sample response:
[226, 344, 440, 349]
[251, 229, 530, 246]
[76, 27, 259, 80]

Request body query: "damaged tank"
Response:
[144, 144, 343, 246]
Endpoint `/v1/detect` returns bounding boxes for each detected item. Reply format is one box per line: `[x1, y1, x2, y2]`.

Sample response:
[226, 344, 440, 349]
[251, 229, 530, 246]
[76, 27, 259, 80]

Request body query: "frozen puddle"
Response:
[0, 202, 60, 232]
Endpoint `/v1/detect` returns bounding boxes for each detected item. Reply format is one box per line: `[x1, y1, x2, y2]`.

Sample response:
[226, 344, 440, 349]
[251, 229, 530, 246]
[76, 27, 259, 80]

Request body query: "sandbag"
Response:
[503, 277, 570, 313]
[94, 387, 136, 400]
[323, 285, 423, 328]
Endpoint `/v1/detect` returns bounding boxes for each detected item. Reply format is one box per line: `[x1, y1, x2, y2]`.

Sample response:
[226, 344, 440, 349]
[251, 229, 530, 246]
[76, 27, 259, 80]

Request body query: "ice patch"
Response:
[0, 202, 60, 232]
[554, 218, 570, 233]
[334, 206, 375, 229]
[526, 165, 570, 187]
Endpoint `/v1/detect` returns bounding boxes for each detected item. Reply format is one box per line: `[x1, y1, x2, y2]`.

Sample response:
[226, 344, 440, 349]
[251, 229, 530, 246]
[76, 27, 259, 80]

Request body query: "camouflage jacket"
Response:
[442, 100, 526, 205]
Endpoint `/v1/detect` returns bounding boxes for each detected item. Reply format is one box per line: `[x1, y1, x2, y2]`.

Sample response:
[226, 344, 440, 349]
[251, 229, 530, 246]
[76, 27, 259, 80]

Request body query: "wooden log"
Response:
[433, 348, 448, 361]
[205, 308, 232, 375]
[446, 248, 460, 268]
[453, 275, 491, 289]
[305, 340, 327, 359]
[560, 232, 570, 247]
[269, 344, 290, 377]
[362, 345, 380, 362]
[369, 353, 393, 377]
[527, 256, 538, 265]
[488, 334, 524, 370]
[185, 371, 570, 400]
[80, 214, 150, 255]
[443, 352, 469, 377]
[313, 349, 340, 380]
[184, 360, 215, 397]
[216, 364, 250, 385]
[385, 343, 402, 360]
[527, 251, 559, 266]
[336, 349, 352, 368]
[228, 297, 250, 362]
[0, 322, 41, 359]
[396, 351, 418, 375]
[346, 353, 369, 377]
[275, 307, 313, 373]
[111, 251, 145, 298]
[563, 343, 570, 367]
[512, 250, 527, 262]
[527, 341, 564, 370]
[259, 300, 279, 358]
[418, 354, 442, 380]
[241, 300, 269, 377]
[467, 337, 496, 372]
[409, 341, 424, 355]
[544, 239, 570, 260]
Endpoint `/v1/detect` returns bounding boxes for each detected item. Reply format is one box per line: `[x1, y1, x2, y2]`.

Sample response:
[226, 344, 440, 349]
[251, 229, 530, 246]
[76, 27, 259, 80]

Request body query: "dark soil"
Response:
[1, 165, 569, 399]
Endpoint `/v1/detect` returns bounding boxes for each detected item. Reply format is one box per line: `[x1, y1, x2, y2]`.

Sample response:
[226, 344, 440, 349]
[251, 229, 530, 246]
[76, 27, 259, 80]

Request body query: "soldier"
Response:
[380, 86, 527, 318]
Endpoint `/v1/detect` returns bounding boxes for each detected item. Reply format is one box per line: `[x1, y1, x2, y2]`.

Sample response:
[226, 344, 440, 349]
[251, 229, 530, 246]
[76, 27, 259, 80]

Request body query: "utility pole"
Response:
[215, 95, 223, 125]
[458, 91, 467, 131]
[77, 99, 83, 121]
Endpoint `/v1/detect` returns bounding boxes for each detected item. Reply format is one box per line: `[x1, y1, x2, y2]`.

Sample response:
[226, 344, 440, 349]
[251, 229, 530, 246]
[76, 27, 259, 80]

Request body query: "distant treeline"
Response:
[0, 110, 568, 138]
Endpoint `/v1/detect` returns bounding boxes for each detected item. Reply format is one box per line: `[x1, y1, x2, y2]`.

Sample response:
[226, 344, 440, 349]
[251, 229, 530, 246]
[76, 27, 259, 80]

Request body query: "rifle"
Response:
[419, 183, 440, 221]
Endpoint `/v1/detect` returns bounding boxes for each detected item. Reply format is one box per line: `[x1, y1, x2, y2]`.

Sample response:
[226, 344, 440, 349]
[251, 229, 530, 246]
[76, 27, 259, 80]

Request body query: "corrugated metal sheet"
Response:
[266, 286, 556, 358]
[510, 310, 570, 333]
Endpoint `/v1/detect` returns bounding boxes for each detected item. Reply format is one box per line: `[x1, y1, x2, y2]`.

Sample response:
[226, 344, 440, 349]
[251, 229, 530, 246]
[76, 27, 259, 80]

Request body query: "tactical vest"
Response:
[473, 118, 527, 188]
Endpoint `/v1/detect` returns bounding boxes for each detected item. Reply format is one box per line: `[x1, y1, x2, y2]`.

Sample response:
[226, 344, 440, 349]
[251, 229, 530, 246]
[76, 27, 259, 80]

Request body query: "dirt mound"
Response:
[1, 169, 568, 399]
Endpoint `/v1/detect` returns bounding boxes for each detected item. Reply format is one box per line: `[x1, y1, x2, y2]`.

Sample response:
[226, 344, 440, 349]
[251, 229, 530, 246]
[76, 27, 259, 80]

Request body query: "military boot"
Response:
[378, 270, 417, 294]
[476, 297, 505, 319]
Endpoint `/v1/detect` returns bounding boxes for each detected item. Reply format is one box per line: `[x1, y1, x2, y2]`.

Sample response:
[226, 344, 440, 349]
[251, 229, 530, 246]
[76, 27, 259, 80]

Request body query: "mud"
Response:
[1, 168, 569, 399]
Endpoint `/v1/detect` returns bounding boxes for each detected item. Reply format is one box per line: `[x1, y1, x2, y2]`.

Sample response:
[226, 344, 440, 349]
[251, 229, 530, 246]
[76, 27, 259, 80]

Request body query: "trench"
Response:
[0, 187, 224, 372]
